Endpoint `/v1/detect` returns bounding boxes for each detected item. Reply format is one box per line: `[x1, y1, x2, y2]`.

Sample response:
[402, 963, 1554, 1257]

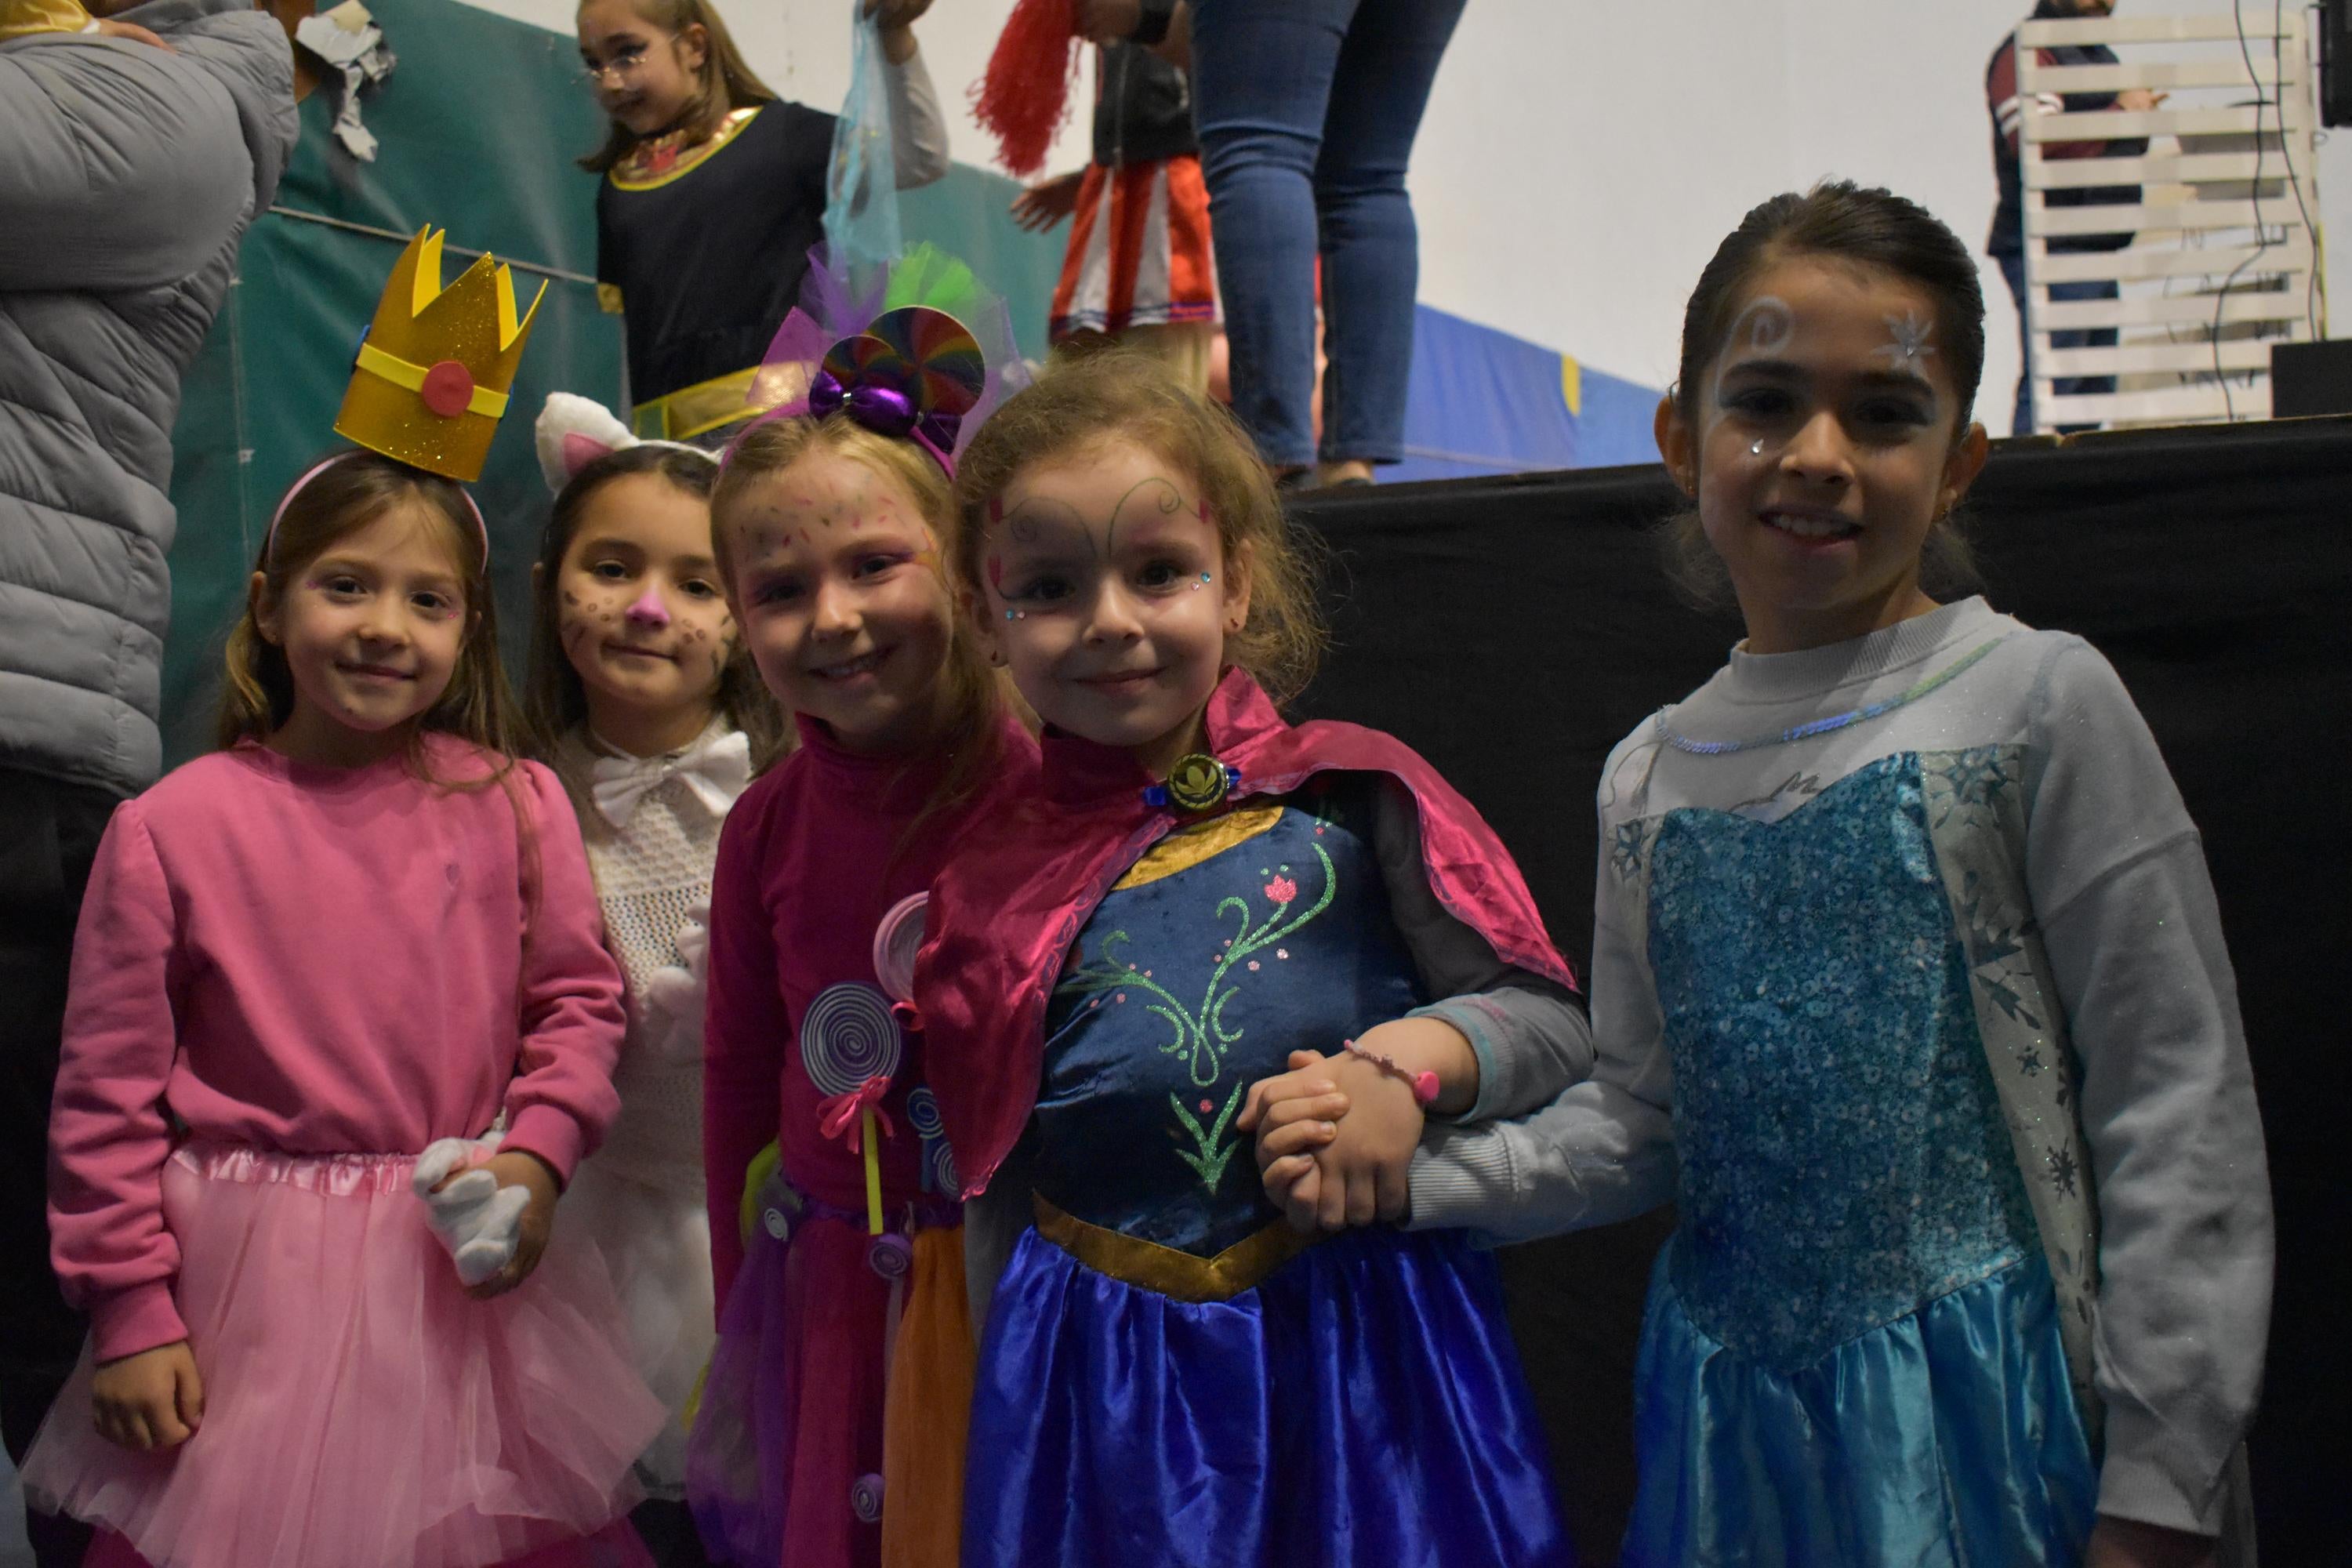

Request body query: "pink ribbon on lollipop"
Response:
[817, 1076, 898, 1152]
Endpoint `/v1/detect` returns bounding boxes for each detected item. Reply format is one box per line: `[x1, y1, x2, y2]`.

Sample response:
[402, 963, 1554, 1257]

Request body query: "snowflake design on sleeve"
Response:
[1611, 821, 1650, 884]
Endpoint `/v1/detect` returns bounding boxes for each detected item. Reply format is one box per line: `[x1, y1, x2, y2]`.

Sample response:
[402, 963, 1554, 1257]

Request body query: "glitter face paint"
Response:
[978, 441, 1240, 776]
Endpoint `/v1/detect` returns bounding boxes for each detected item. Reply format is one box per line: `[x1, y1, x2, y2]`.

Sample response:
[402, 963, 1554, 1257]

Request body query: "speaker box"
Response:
[2270, 340, 2352, 417]
[2324, 0, 2352, 127]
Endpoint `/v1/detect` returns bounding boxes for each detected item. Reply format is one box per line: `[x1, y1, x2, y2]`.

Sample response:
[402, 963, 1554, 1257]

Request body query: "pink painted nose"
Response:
[624, 586, 670, 628]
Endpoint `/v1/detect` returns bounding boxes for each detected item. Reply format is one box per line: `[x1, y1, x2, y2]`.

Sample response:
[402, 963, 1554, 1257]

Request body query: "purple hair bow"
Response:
[807, 369, 962, 474]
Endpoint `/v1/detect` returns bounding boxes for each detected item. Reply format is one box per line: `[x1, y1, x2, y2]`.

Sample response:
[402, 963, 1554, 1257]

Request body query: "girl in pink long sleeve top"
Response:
[20, 452, 664, 1568]
[684, 390, 1037, 1568]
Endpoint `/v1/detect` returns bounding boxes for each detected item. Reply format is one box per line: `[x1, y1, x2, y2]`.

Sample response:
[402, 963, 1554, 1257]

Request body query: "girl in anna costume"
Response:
[916, 350, 1592, 1567]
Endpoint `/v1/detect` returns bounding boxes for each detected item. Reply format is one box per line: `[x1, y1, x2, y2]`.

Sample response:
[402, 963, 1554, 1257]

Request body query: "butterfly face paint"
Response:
[1875, 309, 1937, 368]
[978, 437, 1245, 775]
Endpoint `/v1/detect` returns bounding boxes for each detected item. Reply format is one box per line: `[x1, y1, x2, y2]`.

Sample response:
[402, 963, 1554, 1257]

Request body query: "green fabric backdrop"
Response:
[159, 0, 1061, 766]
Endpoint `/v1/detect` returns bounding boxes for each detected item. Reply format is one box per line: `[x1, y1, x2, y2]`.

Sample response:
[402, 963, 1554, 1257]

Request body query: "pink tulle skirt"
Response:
[21, 1141, 666, 1568]
[84, 1518, 655, 1568]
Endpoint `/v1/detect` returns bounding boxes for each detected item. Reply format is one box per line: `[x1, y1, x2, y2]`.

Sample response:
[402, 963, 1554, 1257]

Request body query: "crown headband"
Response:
[334, 227, 546, 485]
[259, 225, 543, 568]
[264, 452, 491, 568]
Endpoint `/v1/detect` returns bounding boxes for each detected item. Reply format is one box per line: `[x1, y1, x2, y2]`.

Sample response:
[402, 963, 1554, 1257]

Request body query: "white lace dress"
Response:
[554, 720, 750, 1498]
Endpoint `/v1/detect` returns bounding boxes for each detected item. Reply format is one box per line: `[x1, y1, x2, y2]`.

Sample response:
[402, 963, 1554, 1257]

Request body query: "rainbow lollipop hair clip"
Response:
[725, 304, 989, 481]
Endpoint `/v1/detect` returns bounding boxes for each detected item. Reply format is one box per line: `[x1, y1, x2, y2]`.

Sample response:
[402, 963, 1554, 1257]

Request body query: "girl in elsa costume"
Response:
[1273, 183, 2272, 1568]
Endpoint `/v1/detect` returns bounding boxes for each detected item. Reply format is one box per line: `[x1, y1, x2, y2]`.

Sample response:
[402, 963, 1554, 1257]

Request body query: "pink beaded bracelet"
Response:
[1340, 1037, 1441, 1106]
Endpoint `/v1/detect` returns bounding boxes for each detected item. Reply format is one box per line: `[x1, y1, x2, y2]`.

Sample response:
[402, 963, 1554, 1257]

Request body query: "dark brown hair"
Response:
[948, 348, 1327, 708]
[577, 0, 777, 174]
[522, 442, 787, 768]
[1665, 180, 1986, 606]
[218, 451, 518, 760]
[710, 412, 1015, 841]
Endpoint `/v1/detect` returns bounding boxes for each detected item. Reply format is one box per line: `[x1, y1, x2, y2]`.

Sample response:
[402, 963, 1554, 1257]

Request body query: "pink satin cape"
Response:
[914, 668, 1577, 1199]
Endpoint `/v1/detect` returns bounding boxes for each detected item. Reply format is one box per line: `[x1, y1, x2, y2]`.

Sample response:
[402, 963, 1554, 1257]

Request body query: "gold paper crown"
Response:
[332, 227, 546, 482]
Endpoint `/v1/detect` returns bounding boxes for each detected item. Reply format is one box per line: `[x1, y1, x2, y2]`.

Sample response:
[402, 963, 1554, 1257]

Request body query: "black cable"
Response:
[2270, 0, 2325, 335]
[2218, 0, 2278, 419]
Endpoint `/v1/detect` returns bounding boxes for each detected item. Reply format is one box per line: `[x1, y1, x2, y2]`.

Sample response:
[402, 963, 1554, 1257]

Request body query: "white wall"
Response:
[462, 0, 2348, 428]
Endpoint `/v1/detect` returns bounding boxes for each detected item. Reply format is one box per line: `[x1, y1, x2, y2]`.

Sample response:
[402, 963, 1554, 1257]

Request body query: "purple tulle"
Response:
[722, 244, 1030, 479]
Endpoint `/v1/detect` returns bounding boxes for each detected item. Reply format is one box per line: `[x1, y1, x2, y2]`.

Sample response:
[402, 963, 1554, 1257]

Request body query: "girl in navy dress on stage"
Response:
[575, 0, 949, 445]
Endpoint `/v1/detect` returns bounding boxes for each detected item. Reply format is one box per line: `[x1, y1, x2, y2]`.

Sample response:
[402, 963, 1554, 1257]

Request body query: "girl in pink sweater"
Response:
[20, 452, 665, 1568]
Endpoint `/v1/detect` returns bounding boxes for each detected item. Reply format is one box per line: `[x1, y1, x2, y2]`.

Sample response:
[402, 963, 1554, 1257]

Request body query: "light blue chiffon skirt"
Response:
[1624, 1242, 2096, 1568]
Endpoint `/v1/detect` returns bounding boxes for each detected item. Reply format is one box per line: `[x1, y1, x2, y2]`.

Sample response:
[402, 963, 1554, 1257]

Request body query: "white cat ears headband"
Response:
[532, 392, 720, 495]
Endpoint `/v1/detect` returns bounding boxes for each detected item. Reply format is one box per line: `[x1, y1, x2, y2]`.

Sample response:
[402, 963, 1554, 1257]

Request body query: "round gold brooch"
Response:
[1163, 753, 1235, 814]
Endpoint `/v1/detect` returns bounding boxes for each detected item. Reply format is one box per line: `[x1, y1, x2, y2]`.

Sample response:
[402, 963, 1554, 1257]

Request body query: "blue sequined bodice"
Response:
[1036, 780, 1424, 1257]
[1646, 755, 2038, 1369]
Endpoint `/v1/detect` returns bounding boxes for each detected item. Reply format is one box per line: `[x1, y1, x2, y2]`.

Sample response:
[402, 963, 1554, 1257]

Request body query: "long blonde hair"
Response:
[710, 414, 1016, 839]
[578, 0, 777, 174]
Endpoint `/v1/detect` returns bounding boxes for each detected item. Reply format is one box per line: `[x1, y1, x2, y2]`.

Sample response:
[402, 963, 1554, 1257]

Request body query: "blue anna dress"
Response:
[1615, 754, 2099, 1566]
[963, 781, 1570, 1567]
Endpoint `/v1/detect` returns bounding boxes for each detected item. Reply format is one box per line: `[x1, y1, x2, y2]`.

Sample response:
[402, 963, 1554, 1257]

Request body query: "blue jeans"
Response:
[1191, 0, 1467, 466]
[1998, 253, 2118, 436]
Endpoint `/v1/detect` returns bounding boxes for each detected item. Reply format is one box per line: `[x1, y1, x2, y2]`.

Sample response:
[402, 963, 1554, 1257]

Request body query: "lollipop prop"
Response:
[801, 983, 905, 1235]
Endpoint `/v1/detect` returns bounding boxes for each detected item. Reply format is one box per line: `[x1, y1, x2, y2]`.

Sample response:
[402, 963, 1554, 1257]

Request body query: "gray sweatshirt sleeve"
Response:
[885, 44, 949, 190]
[961, 1169, 1028, 1330]
[2024, 641, 2271, 1536]
[1407, 745, 1679, 1243]
[1350, 779, 1617, 1236]
[1369, 780, 1592, 1127]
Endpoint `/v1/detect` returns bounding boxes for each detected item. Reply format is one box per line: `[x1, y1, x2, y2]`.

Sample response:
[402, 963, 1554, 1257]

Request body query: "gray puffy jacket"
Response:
[0, 0, 293, 795]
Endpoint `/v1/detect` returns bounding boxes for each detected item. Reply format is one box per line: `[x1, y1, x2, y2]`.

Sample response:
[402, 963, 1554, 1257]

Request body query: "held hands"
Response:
[91, 1339, 203, 1453]
[1011, 171, 1084, 232]
[1240, 1018, 1479, 1233]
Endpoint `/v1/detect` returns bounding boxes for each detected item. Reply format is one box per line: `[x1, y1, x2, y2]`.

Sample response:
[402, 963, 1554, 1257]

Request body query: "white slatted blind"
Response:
[2016, 9, 2323, 432]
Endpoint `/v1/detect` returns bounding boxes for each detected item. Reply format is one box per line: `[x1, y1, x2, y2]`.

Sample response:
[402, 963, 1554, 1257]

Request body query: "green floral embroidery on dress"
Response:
[1058, 837, 1339, 1193]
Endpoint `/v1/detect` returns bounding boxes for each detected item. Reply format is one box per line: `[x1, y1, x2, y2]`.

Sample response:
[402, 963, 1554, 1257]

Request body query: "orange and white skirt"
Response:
[1051, 154, 1219, 341]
